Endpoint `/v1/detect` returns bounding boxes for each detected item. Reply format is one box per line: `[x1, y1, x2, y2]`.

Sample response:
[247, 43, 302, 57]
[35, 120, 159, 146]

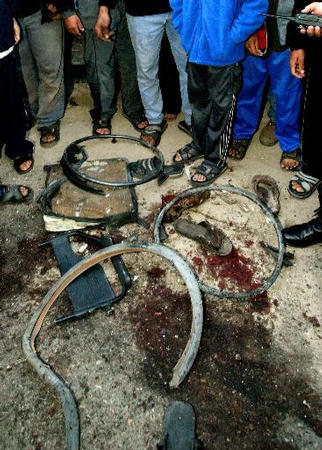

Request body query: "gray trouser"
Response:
[78, 0, 143, 120]
[19, 11, 65, 128]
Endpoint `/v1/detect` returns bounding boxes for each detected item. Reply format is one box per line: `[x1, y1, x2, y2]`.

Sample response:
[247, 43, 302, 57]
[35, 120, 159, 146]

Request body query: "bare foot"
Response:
[95, 126, 111, 135]
[140, 133, 156, 146]
[165, 113, 178, 122]
[280, 157, 300, 170]
[136, 119, 148, 130]
[18, 159, 33, 172]
[290, 179, 308, 193]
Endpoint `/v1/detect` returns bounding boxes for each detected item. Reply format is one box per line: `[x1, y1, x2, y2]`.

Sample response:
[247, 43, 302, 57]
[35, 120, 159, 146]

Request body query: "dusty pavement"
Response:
[0, 84, 321, 450]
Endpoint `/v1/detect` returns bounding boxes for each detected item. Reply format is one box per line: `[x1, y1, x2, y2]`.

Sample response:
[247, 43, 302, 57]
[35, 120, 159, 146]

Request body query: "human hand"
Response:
[94, 6, 115, 41]
[300, 2, 322, 37]
[13, 18, 20, 44]
[45, 3, 62, 20]
[290, 49, 305, 78]
[245, 35, 261, 56]
[64, 14, 85, 38]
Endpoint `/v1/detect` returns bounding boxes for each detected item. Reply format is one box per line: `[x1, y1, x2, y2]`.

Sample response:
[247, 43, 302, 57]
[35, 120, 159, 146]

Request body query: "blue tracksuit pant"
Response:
[233, 49, 301, 152]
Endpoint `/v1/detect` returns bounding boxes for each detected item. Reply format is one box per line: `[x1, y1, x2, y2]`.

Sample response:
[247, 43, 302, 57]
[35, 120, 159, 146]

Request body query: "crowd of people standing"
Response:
[0, 0, 321, 247]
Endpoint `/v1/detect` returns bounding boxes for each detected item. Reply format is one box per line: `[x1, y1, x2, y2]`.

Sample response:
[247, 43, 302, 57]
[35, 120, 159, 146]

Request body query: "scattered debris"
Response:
[303, 312, 320, 328]
[23, 243, 203, 449]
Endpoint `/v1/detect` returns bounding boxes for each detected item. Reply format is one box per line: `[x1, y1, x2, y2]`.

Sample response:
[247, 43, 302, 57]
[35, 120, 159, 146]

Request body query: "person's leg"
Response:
[233, 55, 268, 140]
[289, 59, 322, 195]
[165, 14, 191, 126]
[115, 0, 145, 125]
[82, 28, 116, 129]
[159, 34, 181, 119]
[267, 90, 276, 122]
[21, 11, 65, 130]
[126, 13, 166, 125]
[203, 63, 241, 167]
[0, 53, 34, 170]
[300, 61, 322, 179]
[259, 89, 278, 147]
[186, 63, 241, 184]
[18, 16, 39, 118]
[269, 49, 301, 169]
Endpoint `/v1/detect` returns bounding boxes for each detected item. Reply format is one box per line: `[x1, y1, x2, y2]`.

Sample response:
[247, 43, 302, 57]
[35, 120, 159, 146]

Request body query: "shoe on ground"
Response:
[174, 218, 232, 255]
[259, 121, 278, 147]
[282, 217, 322, 247]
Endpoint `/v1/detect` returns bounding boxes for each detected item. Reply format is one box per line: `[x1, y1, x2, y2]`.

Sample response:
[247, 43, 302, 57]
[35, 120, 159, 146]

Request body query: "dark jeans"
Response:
[188, 62, 241, 167]
[0, 52, 33, 160]
[80, 0, 143, 120]
[301, 59, 322, 180]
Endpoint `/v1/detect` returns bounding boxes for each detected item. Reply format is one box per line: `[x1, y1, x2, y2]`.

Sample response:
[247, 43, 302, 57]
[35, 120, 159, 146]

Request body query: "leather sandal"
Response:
[140, 118, 167, 147]
[288, 171, 322, 199]
[280, 149, 301, 171]
[39, 121, 60, 147]
[172, 142, 201, 165]
[228, 138, 251, 160]
[190, 160, 227, 187]
[122, 110, 147, 132]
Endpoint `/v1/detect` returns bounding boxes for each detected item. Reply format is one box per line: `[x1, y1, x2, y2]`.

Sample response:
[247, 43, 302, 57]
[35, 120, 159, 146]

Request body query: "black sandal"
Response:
[140, 119, 167, 147]
[128, 157, 183, 184]
[92, 117, 112, 135]
[122, 110, 147, 132]
[13, 141, 34, 174]
[280, 149, 301, 171]
[228, 138, 251, 160]
[172, 142, 201, 166]
[190, 160, 227, 187]
[39, 121, 60, 148]
[0, 184, 33, 204]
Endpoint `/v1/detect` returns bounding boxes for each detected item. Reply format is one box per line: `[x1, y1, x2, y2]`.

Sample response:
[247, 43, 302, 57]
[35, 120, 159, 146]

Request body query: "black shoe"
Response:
[282, 217, 322, 247]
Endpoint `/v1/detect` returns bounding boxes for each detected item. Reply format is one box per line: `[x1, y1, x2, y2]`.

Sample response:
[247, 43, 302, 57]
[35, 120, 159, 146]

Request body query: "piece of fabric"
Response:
[300, 59, 322, 180]
[123, 0, 171, 16]
[18, 10, 65, 128]
[188, 62, 241, 167]
[18, 0, 40, 18]
[127, 12, 191, 124]
[0, 0, 18, 53]
[233, 50, 301, 152]
[0, 52, 34, 160]
[114, 0, 144, 117]
[170, 0, 268, 66]
[0, 45, 14, 60]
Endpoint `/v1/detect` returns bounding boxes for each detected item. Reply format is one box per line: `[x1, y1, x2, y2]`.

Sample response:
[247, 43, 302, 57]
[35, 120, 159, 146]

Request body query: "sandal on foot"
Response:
[178, 120, 193, 137]
[0, 184, 33, 204]
[122, 110, 147, 131]
[172, 142, 201, 166]
[288, 171, 322, 199]
[140, 119, 167, 147]
[280, 149, 301, 171]
[39, 121, 60, 147]
[228, 138, 251, 160]
[190, 160, 227, 187]
[93, 117, 112, 135]
[13, 141, 35, 174]
[252, 174, 280, 215]
[174, 218, 232, 256]
[157, 401, 204, 450]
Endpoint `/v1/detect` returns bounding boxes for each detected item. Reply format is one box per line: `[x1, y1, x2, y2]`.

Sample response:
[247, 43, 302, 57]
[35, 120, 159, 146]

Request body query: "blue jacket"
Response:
[170, 0, 268, 66]
[0, 0, 18, 53]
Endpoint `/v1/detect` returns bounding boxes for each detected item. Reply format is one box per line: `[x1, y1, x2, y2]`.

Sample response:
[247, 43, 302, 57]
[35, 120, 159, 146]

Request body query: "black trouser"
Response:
[0, 51, 33, 159]
[187, 62, 241, 167]
[301, 58, 322, 180]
